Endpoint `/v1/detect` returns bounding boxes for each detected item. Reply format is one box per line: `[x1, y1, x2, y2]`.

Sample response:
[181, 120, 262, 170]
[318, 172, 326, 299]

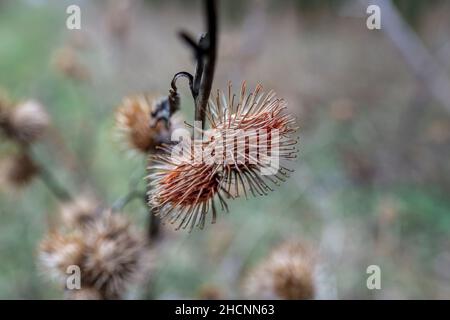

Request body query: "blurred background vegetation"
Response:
[1, 0, 450, 299]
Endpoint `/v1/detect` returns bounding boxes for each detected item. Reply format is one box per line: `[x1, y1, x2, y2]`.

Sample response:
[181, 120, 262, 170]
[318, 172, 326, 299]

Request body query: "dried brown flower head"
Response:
[3, 100, 50, 144]
[60, 195, 101, 229]
[115, 94, 179, 154]
[243, 241, 316, 300]
[0, 152, 39, 190]
[148, 82, 298, 231]
[81, 211, 148, 299]
[207, 82, 298, 198]
[148, 143, 230, 231]
[39, 230, 86, 283]
[38, 211, 149, 300]
[52, 47, 90, 81]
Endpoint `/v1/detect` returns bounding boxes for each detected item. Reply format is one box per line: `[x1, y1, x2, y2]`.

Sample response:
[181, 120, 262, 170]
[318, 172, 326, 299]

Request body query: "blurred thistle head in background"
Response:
[0, 152, 38, 191]
[115, 94, 181, 155]
[243, 241, 317, 300]
[39, 210, 151, 300]
[60, 194, 102, 229]
[0, 99, 50, 145]
[52, 46, 90, 82]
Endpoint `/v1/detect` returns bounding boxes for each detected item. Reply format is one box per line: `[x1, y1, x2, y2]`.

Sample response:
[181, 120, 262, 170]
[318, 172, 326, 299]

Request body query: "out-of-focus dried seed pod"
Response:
[0, 152, 39, 190]
[52, 47, 90, 81]
[38, 211, 150, 300]
[116, 94, 180, 154]
[5, 100, 50, 144]
[60, 195, 101, 229]
[243, 241, 316, 300]
[39, 230, 86, 283]
[82, 211, 148, 299]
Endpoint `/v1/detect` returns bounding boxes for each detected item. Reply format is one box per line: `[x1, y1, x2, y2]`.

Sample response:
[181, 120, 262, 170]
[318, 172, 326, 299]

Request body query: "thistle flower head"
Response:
[38, 211, 149, 299]
[148, 143, 229, 232]
[115, 94, 179, 154]
[39, 230, 86, 282]
[148, 82, 298, 231]
[207, 82, 298, 198]
[243, 241, 316, 300]
[0, 152, 39, 190]
[60, 195, 101, 229]
[81, 211, 148, 299]
[5, 100, 50, 144]
[52, 47, 90, 81]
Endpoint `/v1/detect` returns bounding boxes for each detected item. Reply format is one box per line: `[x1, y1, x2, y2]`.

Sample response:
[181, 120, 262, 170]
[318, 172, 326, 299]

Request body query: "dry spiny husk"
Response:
[243, 241, 316, 300]
[39, 211, 151, 300]
[52, 46, 90, 81]
[0, 151, 39, 190]
[148, 82, 298, 231]
[2, 100, 50, 144]
[59, 194, 102, 229]
[115, 94, 182, 154]
[148, 141, 230, 232]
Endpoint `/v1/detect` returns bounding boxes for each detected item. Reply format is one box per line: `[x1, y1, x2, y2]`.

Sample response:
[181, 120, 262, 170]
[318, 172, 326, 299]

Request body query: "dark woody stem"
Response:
[146, 0, 219, 242]
[195, 0, 217, 129]
[177, 0, 218, 130]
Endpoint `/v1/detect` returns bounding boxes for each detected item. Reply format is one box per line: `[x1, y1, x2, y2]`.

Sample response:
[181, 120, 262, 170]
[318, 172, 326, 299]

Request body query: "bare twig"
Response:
[178, 0, 218, 130]
[195, 0, 217, 129]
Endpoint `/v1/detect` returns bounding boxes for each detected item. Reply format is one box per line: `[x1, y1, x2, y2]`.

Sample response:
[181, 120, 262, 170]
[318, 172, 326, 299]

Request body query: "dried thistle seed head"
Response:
[81, 211, 149, 299]
[60, 195, 101, 229]
[148, 145, 228, 231]
[6, 100, 50, 144]
[147, 82, 298, 231]
[39, 211, 150, 300]
[52, 47, 90, 81]
[0, 152, 39, 190]
[38, 230, 86, 282]
[115, 94, 179, 154]
[243, 241, 316, 300]
[207, 82, 298, 199]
